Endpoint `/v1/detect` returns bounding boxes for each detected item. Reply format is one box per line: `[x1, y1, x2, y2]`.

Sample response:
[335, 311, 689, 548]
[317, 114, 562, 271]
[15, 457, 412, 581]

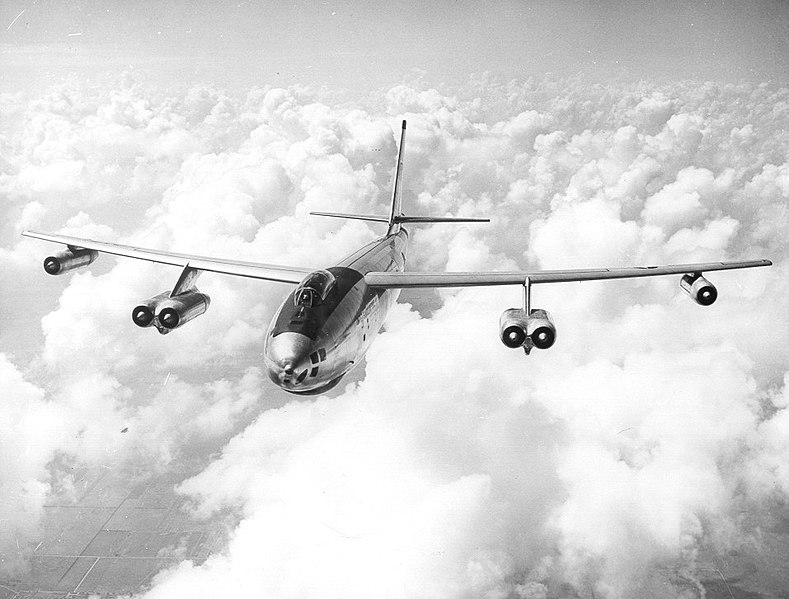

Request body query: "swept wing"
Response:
[22, 231, 313, 284]
[364, 260, 772, 288]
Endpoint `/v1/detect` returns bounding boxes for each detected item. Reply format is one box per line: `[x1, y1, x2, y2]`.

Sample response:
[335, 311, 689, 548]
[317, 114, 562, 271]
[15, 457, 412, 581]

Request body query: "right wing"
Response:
[22, 230, 314, 284]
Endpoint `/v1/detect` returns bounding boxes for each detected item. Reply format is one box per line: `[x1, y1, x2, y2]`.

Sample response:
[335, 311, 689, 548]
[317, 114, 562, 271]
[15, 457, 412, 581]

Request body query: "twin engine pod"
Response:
[43, 247, 98, 275]
[680, 273, 718, 306]
[132, 290, 211, 335]
[499, 308, 556, 354]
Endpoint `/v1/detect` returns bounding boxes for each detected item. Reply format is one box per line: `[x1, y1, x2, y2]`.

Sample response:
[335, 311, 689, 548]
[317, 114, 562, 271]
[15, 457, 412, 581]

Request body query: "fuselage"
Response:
[263, 228, 408, 394]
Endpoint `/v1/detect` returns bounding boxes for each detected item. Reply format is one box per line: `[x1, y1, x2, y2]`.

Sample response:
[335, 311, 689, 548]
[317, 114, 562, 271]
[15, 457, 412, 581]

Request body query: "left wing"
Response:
[364, 260, 772, 288]
[22, 230, 314, 284]
[364, 259, 771, 354]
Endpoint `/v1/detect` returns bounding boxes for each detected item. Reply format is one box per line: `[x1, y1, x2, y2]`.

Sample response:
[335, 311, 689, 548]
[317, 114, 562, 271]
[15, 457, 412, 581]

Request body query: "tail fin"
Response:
[388, 120, 407, 231]
[310, 119, 490, 230]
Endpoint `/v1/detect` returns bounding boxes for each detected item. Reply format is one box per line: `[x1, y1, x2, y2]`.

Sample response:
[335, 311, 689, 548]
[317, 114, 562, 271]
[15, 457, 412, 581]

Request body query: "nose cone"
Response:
[265, 332, 312, 387]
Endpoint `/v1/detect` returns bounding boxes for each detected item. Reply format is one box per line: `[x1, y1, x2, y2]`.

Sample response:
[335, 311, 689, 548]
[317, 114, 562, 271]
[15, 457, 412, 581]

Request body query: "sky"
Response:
[1, 1, 789, 598]
[2, 0, 789, 94]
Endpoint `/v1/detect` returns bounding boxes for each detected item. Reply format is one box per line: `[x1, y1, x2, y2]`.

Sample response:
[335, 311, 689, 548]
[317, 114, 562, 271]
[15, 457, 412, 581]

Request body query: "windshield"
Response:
[293, 270, 336, 308]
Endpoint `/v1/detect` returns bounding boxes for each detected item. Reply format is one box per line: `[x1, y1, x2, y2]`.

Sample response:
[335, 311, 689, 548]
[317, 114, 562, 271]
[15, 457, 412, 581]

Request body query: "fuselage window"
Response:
[293, 270, 337, 308]
[310, 367, 318, 377]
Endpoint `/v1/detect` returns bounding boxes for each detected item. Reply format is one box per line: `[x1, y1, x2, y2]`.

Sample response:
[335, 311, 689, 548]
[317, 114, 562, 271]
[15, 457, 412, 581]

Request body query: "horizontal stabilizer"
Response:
[310, 211, 390, 223]
[394, 216, 490, 224]
[310, 212, 489, 225]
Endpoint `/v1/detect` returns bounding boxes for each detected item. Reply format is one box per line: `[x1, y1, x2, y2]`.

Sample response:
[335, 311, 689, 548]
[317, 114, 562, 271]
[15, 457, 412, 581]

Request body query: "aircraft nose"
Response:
[265, 332, 312, 385]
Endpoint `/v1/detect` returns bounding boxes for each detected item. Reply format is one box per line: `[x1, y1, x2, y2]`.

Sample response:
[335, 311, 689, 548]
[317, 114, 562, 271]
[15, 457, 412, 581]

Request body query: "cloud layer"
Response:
[1, 75, 787, 597]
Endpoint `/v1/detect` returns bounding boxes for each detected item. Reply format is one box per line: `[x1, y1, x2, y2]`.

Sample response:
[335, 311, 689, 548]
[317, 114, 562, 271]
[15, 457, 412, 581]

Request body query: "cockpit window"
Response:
[294, 270, 336, 308]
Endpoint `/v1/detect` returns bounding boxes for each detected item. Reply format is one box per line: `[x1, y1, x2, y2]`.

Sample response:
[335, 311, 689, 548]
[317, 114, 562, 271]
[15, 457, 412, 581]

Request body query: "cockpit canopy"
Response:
[294, 269, 337, 308]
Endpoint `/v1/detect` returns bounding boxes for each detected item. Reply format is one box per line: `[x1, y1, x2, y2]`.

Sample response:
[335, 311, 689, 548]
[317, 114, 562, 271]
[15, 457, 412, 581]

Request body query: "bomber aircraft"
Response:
[24, 121, 772, 394]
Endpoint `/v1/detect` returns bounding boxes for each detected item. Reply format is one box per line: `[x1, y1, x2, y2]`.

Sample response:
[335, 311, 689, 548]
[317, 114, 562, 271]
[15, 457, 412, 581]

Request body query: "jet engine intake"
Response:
[499, 307, 557, 352]
[43, 248, 98, 275]
[500, 308, 529, 348]
[526, 308, 556, 349]
[680, 273, 717, 306]
[132, 291, 170, 328]
[156, 291, 211, 331]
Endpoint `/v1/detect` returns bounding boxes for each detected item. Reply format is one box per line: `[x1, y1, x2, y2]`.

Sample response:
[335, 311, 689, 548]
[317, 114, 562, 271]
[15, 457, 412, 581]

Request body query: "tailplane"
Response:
[310, 119, 490, 231]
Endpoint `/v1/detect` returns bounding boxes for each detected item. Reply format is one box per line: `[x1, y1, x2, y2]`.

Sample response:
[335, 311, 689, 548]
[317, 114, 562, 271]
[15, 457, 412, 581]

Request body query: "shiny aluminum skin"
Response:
[499, 307, 556, 353]
[132, 291, 171, 328]
[264, 229, 408, 394]
[43, 247, 98, 275]
[499, 308, 529, 348]
[131, 289, 211, 334]
[526, 308, 556, 349]
[680, 273, 718, 306]
[157, 290, 211, 330]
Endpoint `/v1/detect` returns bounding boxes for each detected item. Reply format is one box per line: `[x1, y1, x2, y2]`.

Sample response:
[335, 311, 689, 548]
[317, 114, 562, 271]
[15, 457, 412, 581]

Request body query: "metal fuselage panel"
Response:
[264, 229, 408, 393]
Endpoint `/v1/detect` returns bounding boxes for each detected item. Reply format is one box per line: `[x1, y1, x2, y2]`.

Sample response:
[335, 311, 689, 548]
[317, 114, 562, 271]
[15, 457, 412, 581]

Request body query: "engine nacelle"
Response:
[499, 308, 557, 353]
[43, 248, 98, 275]
[132, 291, 171, 328]
[526, 308, 557, 349]
[156, 291, 211, 331]
[500, 308, 529, 348]
[680, 274, 717, 306]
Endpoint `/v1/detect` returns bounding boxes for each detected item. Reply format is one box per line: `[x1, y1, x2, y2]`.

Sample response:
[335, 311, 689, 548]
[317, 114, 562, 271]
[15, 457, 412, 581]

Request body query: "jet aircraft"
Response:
[24, 121, 772, 394]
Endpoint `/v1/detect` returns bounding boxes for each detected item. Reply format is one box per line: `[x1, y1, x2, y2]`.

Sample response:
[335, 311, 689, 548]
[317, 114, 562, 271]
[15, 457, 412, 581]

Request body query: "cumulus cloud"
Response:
[1, 74, 787, 597]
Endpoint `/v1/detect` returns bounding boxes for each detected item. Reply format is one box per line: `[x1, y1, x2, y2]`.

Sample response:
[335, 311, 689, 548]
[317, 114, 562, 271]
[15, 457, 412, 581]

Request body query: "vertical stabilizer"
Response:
[388, 120, 406, 233]
[309, 118, 488, 230]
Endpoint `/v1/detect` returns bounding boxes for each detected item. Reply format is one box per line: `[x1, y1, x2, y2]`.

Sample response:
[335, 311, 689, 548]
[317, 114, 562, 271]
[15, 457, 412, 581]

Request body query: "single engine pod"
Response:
[499, 308, 529, 348]
[680, 274, 718, 306]
[156, 291, 211, 330]
[132, 291, 171, 328]
[43, 248, 98, 275]
[526, 308, 557, 349]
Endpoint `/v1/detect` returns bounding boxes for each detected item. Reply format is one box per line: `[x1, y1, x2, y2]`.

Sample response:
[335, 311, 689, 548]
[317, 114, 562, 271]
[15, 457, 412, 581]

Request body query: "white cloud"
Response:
[528, 198, 641, 268]
[0, 75, 787, 597]
[642, 166, 714, 231]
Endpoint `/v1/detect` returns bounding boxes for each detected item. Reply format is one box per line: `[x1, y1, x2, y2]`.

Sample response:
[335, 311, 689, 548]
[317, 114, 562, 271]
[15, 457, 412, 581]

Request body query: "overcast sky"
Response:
[3, 0, 789, 93]
[2, 2, 789, 598]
